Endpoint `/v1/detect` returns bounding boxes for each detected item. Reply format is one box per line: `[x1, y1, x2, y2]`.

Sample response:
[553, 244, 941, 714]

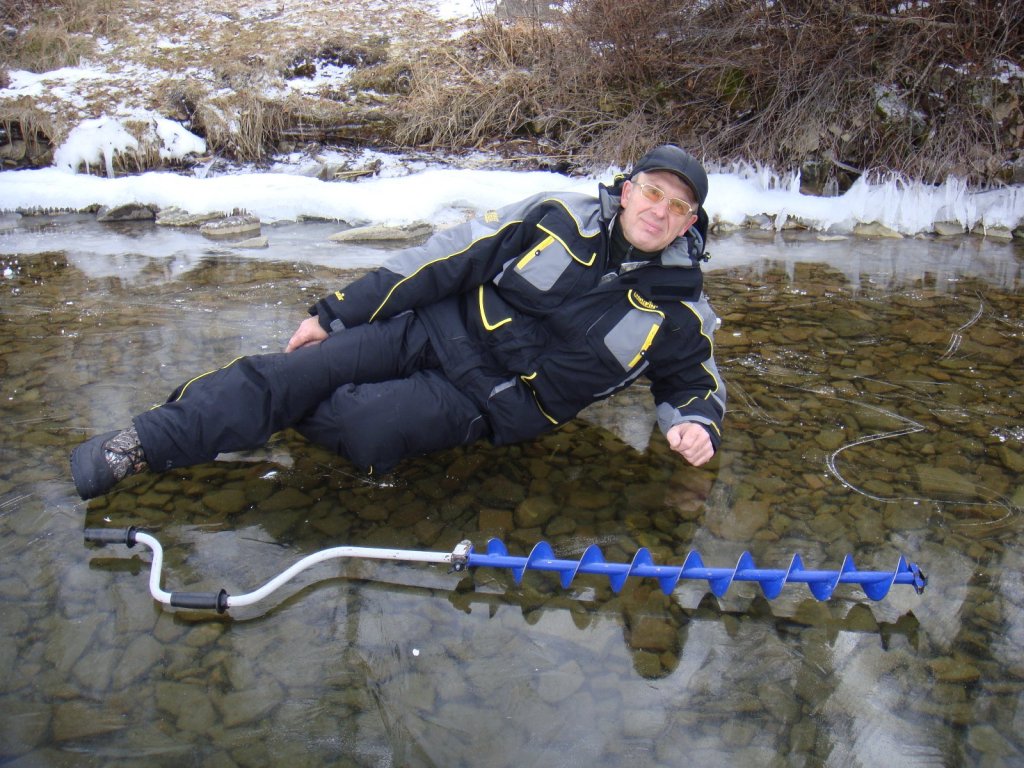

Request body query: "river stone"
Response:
[758, 430, 791, 451]
[413, 516, 445, 545]
[566, 488, 614, 509]
[477, 475, 526, 507]
[1011, 485, 1024, 509]
[0, 698, 50, 755]
[177, 694, 217, 735]
[478, 506, 513, 532]
[514, 496, 558, 528]
[721, 719, 757, 748]
[853, 221, 903, 238]
[399, 671, 437, 712]
[96, 203, 155, 222]
[545, 515, 576, 537]
[933, 220, 965, 236]
[184, 622, 227, 649]
[967, 723, 1015, 757]
[536, 659, 585, 703]
[628, 649, 665, 679]
[215, 681, 284, 728]
[202, 488, 249, 515]
[627, 615, 677, 652]
[112, 634, 165, 689]
[328, 221, 433, 243]
[997, 445, 1024, 473]
[444, 452, 488, 483]
[929, 655, 981, 683]
[200, 214, 261, 239]
[706, 499, 770, 540]
[52, 701, 126, 742]
[234, 235, 269, 248]
[915, 466, 976, 499]
[743, 214, 774, 229]
[259, 486, 313, 512]
[971, 224, 1014, 240]
[156, 206, 225, 226]
[45, 612, 103, 674]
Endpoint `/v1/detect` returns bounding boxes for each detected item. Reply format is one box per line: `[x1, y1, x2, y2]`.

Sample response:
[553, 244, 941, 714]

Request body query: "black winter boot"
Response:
[70, 426, 149, 500]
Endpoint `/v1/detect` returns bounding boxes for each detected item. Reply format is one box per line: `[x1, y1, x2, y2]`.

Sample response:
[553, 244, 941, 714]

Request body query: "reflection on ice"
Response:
[707, 231, 1023, 292]
[0, 215, 398, 281]
[3, 214, 1019, 294]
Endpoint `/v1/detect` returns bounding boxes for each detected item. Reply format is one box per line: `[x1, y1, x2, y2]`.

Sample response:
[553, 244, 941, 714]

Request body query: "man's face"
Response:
[619, 170, 699, 252]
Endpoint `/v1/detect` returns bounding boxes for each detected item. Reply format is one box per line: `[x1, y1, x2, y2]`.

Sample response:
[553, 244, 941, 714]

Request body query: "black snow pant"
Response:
[133, 312, 491, 473]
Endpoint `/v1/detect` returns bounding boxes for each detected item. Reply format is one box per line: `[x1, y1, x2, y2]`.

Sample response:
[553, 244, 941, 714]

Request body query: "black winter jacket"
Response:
[312, 187, 726, 450]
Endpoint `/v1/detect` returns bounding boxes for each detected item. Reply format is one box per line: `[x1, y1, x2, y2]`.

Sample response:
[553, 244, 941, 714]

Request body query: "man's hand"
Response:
[666, 422, 715, 466]
[285, 315, 328, 352]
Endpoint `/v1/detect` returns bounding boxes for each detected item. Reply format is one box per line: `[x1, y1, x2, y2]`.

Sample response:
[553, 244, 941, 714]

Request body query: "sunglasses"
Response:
[635, 182, 696, 218]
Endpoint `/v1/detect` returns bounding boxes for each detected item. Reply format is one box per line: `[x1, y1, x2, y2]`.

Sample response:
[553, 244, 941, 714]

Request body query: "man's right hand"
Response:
[285, 315, 328, 352]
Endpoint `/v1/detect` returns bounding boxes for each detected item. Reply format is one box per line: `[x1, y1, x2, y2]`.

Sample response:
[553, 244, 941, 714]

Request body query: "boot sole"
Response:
[70, 430, 120, 500]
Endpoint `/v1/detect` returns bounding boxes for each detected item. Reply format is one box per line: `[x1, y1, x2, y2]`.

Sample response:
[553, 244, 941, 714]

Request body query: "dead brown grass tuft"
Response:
[395, 17, 556, 148]
[0, 104, 58, 168]
[1, 0, 126, 70]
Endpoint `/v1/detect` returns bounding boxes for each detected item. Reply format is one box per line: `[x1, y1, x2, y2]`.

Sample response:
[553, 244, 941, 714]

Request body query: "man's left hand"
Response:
[286, 315, 328, 352]
[666, 422, 715, 466]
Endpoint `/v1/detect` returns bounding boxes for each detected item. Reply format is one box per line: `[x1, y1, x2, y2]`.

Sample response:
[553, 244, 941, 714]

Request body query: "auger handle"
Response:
[84, 527, 138, 547]
[171, 590, 230, 613]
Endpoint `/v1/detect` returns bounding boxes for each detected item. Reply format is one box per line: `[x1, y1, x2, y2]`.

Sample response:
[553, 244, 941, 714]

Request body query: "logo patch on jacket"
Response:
[630, 291, 658, 311]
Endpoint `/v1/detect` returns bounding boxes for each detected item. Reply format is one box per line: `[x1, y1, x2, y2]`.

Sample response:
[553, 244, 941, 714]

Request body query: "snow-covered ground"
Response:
[1, 130, 1021, 237]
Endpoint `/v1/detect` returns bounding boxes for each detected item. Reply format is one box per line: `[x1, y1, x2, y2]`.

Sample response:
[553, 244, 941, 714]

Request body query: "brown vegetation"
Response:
[1, 0, 1021, 186]
[0, 0, 125, 71]
[399, 0, 1023, 186]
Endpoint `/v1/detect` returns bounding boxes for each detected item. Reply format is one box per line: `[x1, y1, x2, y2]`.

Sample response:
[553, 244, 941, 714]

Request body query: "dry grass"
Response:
[398, 0, 1024, 185]
[1, 0, 126, 70]
[0, 104, 58, 166]
[396, 18, 552, 148]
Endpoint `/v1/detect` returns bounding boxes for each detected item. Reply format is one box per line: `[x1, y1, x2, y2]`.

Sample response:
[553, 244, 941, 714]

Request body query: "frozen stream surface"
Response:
[1, 213, 1023, 766]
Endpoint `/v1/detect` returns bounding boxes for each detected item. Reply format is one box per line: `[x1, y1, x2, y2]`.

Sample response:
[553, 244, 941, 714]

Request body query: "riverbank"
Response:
[2, 150, 1023, 240]
[2, 0, 1022, 190]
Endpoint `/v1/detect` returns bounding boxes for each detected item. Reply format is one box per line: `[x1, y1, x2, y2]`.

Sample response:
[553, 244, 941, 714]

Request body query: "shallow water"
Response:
[1, 214, 1022, 767]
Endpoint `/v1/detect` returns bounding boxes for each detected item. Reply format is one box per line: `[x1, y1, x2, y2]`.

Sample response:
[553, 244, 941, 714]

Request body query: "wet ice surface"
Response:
[1, 216, 1022, 766]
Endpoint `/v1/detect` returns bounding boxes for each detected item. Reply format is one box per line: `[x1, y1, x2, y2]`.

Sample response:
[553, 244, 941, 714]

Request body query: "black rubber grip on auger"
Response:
[170, 590, 230, 613]
[83, 526, 138, 547]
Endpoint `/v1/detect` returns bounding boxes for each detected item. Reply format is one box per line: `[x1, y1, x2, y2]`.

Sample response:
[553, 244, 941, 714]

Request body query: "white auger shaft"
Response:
[84, 527, 467, 612]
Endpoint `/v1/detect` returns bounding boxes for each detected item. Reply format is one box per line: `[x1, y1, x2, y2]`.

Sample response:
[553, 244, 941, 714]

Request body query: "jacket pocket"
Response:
[595, 291, 665, 372]
[492, 229, 593, 312]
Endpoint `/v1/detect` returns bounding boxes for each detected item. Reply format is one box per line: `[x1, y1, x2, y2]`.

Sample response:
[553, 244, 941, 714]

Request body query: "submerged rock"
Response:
[853, 221, 903, 238]
[200, 213, 262, 239]
[234, 235, 269, 248]
[329, 221, 434, 244]
[97, 203, 156, 222]
[155, 206, 225, 227]
[933, 220, 965, 236]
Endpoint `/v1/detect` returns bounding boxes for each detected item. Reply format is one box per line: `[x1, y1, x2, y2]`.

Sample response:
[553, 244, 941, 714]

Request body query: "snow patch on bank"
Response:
[0, 111, 1021, 236]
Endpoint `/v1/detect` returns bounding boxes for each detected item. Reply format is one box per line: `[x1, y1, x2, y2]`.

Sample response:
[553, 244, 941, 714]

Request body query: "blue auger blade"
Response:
[620, 548, 654, 593]
[754, 551, 787, 600]
[804, 553, 849, 600]
[465, 540, 926, 602]
[574, 544, 607, 589]
[524, 541, 556, 586]
[855, 554, 908, 601]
